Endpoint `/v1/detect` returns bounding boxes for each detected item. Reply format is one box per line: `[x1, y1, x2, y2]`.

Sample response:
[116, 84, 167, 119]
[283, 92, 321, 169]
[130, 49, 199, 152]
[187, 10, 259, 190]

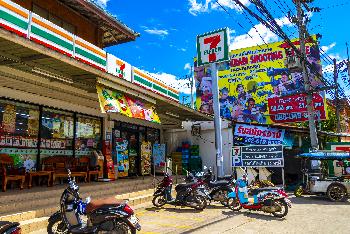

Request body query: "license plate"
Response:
[128, 215, 139, 226]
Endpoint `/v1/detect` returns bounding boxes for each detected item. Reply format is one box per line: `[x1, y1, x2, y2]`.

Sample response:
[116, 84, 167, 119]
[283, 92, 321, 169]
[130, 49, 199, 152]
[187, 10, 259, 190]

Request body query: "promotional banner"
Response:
[141, 141, 152, 175]
[153, 144, 166, 167]
[97, 86, 161, 124]
[232, 145, 284, 167]
[195, 36, 326, 124]
[115, 138, 129, 177]
[234, 123, 285, 145]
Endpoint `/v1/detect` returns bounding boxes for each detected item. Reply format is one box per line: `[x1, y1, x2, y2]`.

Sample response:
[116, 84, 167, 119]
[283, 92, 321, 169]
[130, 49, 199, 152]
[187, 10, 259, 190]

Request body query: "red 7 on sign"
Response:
[204, 35, 221, 63]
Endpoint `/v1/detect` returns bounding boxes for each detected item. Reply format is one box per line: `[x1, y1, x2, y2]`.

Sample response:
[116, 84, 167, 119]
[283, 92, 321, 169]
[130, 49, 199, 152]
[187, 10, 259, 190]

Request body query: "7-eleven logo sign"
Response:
[197, 28, 229, 66]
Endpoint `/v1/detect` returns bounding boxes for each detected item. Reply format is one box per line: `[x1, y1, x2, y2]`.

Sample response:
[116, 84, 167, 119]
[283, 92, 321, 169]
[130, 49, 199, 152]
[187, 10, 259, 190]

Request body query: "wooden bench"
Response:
[41, 156, 87, 184]
[0, 154, 25, 192]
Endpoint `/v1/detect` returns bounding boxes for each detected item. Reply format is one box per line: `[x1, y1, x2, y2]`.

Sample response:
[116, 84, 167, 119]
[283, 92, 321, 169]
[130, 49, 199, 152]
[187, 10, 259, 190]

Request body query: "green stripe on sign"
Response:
[0, 9, 28, 30]
[168, 91, 179, 100]
[31, 26, 73, 51]
[134, 75, 153, 88]
[153, 84, 167, 95]
[75, 47, 106, 66]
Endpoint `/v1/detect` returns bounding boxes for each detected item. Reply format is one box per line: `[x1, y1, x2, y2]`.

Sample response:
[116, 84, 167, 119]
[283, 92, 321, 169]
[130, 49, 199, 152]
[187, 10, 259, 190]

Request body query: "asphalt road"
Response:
[136, 195, 350, 234]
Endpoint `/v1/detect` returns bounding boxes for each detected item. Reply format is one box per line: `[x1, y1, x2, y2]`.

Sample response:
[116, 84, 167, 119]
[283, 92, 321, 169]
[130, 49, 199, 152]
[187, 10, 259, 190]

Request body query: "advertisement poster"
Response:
[153, 144, 166, 167]
[195, 36, 326, 124]
[2, 104, 16, 133]
[115, 138, 129, 177]
[234, 123, 285, 145]
[141, 141, 152, 175]
[97, 85, 161, 124]
[232, 145, 284, 167]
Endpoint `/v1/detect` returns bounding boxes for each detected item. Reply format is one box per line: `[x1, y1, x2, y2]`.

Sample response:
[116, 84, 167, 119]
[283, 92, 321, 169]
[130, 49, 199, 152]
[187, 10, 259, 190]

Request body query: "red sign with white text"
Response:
[268, 93, 326, 123]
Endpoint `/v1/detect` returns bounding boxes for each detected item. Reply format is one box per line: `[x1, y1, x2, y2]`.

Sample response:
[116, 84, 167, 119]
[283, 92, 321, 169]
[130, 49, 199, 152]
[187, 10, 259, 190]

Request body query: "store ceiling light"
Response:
[32, 67, 73, 84]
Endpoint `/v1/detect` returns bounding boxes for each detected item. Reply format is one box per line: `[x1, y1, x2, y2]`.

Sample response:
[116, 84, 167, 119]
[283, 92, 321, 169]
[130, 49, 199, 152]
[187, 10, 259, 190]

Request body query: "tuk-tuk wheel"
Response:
[294, 186, 303, 197]
[327, 183, 347, 202]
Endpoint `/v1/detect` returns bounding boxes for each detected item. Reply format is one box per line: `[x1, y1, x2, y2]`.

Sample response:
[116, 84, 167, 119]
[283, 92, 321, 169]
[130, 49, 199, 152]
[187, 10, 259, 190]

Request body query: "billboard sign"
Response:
[234, 123, 285, 145]
[195, 36, 326, 124]
[196, 28, 229, 66]
[232, 145, 284, 167]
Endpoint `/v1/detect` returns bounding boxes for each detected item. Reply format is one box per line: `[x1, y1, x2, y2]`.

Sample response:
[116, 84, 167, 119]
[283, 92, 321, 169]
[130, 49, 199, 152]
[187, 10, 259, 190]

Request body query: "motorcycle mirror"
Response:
[86, 196, 91, 204]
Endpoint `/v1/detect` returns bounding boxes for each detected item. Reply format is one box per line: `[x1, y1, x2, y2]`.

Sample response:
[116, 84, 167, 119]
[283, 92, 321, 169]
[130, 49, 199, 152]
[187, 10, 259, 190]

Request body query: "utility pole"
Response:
[334, 58, 341, 142]
[296, 0, 319, 151]
[190, 65, 194, 109]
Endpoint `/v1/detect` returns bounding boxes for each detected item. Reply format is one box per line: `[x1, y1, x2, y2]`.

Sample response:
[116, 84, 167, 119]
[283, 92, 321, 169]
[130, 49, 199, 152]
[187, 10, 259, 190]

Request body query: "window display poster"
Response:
[28, 110, 39, 136]
[2, 104, 16, 133]
[141, 141, 152, 175]
[153, 144, 166, 167]
[116, 138, 129, 177]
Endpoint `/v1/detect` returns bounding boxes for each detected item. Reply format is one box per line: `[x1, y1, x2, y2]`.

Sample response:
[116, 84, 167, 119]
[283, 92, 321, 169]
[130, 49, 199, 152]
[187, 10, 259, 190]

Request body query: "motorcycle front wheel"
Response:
[193, 195, 207, 210]
[227, 198, 242, 211]
[272, 200, 288, 218]
[47, 213, 68, 234]
[152, 195, 167, 207]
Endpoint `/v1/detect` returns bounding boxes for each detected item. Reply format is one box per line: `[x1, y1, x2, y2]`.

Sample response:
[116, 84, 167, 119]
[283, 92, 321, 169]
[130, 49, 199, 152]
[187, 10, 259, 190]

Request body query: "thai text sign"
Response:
[268, 93, 326, 123]
[196, 28, 229, 66]
[234, 124, 285, 145]
[232, 145, 284, 167]
[195, 36, 326, 124]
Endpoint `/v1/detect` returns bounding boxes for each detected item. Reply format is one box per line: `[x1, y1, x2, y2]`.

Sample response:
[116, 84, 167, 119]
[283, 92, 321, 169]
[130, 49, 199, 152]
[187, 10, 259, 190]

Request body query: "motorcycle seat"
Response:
[86, 197, 123, 213]
[217, 175, 232, 181]
[249, 187, 280, 195]
[208, 181, 228, 188]
[175, 182, 196, 191]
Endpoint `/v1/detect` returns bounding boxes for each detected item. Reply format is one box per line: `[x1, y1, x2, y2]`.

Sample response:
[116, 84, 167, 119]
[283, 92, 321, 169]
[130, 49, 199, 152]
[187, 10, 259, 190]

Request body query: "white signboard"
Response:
[196, 28, 229, 66]
[107, 54, 132, 82]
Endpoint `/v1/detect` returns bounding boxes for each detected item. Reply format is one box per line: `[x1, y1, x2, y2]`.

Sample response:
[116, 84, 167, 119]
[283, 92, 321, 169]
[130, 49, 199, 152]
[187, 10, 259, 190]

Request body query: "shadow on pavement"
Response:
[222, 210, 285, 221]
[289, 196, 350, 205]
[145, 207, 203, 213]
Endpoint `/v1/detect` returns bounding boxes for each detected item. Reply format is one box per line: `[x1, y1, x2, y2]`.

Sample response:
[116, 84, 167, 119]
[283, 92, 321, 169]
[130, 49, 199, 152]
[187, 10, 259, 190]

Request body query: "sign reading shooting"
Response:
[196, 28, 229, 66]
[232, 145, 284, 167]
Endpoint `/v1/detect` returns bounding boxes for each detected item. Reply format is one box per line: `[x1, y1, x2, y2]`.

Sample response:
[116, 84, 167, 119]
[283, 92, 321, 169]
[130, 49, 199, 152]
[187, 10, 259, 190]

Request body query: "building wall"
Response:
[164, 121, 233, 175]
[12, 0, 103, 47]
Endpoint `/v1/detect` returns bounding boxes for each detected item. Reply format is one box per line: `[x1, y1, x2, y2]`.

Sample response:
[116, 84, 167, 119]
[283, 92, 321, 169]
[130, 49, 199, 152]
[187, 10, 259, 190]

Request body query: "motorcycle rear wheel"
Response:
[227, 198, 242, 211]
[47, 213, 68, 234]
[152, 195, 167, 207]
[109, 220, 136, 234]
[272, 200, 288, 218]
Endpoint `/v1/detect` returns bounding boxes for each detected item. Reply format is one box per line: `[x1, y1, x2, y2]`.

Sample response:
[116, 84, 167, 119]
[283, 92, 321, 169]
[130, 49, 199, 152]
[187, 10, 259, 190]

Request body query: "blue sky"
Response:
[95, 0, 350, 104]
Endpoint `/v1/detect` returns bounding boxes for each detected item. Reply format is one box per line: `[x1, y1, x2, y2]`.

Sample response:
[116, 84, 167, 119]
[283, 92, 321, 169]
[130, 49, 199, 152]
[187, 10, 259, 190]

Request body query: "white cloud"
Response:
[229, 16, 293, 50]
[144, 28, 169, 38]
[148, 72, 191, 94]
[321, 42, 336, 53]
[93, 0, 109, 8]
[178, 48, 187, 52]
[188, 0, 250, 16]
[184, 63, 191, 71]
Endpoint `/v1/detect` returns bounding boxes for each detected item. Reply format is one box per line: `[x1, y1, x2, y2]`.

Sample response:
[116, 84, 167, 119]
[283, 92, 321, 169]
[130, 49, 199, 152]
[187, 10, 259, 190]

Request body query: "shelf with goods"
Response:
[171, 151, 182, 175]
[182, 142, 190, 174]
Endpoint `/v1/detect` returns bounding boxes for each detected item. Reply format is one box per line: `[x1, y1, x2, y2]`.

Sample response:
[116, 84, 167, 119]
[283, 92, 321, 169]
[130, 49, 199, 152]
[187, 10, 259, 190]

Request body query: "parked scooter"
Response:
[227, 175, 291, 218]
[47, 170, 141, 234]
[186, 167, 235, 206]
[152, 172, 207, 210]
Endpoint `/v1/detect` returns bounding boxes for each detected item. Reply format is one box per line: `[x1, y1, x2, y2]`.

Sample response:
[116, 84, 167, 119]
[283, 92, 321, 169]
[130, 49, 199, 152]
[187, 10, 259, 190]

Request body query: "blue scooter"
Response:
[227, 175, 291, 218]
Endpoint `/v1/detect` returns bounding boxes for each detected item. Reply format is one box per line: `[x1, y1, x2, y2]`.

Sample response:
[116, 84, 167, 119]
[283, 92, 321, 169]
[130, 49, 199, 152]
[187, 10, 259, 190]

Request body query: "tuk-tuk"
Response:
[295, 151, 350, 202]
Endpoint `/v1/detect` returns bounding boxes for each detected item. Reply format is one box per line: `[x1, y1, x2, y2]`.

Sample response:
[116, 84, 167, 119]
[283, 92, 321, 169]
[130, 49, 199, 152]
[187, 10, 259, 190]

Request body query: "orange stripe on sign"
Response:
[153, 79, 167, 89]
[75, 39, 106, 58]
[32, 17, 72, 41]
[0, 1, 28, 18]
[168, 87, 179, 94]
[134, 69, 154, 82]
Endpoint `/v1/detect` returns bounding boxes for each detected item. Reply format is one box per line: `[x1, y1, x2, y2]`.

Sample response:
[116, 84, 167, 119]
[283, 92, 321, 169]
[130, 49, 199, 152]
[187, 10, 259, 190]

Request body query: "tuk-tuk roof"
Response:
[297, 151, 350, 160]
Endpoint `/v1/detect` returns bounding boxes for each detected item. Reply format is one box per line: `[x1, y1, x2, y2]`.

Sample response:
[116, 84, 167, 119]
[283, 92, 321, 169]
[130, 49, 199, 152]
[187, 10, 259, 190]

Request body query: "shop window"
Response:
[0, 100, 39, 171]
[147, 128, 160, 144]
[76, 115, 101, 157]
[40, 108, 74, 159]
